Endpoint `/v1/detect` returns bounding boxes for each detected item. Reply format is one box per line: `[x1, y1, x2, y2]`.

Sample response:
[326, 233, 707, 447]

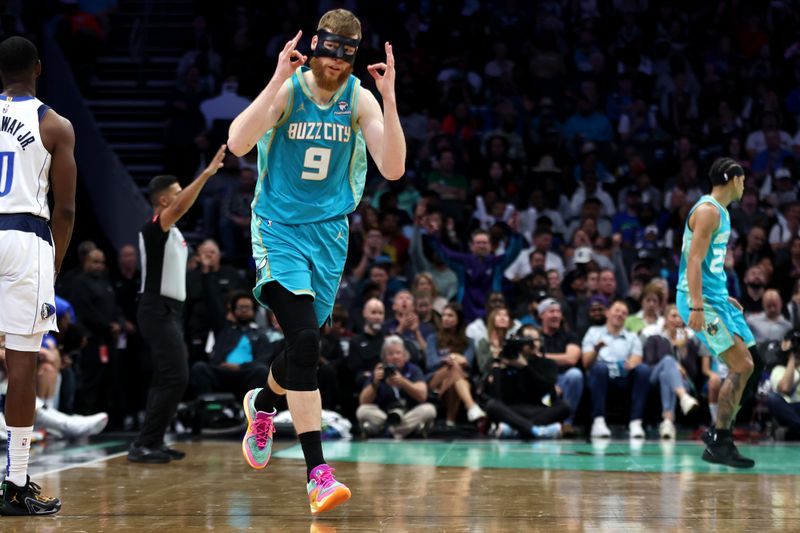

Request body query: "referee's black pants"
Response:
[135, 294, 189, 447]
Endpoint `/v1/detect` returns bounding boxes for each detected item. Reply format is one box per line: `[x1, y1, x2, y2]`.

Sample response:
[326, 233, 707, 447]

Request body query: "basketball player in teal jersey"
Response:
[227, 9, 405, 514]
[676, 158, 756, 468]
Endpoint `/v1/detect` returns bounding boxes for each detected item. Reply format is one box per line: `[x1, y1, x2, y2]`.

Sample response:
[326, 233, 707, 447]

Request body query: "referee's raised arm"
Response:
[157, 145, 227, 231]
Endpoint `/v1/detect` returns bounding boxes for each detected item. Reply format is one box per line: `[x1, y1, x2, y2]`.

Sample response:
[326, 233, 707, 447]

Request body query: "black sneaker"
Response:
[702, 433, 755, 468]
[701, 427, 715, 446]
[0, 476, 61, 515]
[127, 443, 171, 463]
[160, 444, 186, 460]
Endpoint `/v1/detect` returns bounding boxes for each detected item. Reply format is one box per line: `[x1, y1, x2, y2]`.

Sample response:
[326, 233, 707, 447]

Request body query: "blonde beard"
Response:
[309, 57, 351, 92]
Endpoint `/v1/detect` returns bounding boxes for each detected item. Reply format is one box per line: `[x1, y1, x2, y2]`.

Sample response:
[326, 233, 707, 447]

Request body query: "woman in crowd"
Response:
[475, 306, 513, 382]
[412, 272, 450, 315]
[642, 305, 703, 439]
[425, 303, 486, 425]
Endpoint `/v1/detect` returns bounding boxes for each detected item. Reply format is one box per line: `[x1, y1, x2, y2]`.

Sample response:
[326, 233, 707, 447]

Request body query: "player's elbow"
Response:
[383, 164, 405, 181]
[226, 136, 251, 158]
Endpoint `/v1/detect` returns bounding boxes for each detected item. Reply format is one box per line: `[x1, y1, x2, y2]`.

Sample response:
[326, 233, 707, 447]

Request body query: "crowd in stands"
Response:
[2, 1, 800, 441]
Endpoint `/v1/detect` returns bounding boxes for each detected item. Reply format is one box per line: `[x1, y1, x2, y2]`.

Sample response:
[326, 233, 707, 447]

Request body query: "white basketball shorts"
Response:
[0, 222, 57, 336]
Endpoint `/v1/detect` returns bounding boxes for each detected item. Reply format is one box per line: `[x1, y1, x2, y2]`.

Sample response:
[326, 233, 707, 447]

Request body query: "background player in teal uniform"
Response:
[227, 9, 405, 514]
[676, 157, 756, 468]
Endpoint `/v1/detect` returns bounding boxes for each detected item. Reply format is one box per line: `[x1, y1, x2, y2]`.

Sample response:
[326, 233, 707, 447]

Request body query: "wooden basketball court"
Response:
[3, 438, 798, 532]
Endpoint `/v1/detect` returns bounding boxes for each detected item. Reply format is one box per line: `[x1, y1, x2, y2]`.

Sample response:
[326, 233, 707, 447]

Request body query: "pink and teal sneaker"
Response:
[241, 388, 276, 469]
[307, 464, 351, 514]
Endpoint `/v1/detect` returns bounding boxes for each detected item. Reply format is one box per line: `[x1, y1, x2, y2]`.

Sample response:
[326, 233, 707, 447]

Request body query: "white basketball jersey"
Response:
[0, 95, 52, 219]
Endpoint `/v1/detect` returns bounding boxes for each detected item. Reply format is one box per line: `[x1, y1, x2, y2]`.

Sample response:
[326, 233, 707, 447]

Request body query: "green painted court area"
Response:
[274, 440, 800, 475]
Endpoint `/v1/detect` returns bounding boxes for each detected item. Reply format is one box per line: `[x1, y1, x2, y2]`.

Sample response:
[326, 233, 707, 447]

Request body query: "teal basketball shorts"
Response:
[676, 290, 755, 358]
[251, 214, 348, 327]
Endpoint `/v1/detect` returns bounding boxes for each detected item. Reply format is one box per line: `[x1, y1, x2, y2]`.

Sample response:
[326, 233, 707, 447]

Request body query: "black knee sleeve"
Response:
[270, 350, 288, 389]
[285, 327, 320, 391]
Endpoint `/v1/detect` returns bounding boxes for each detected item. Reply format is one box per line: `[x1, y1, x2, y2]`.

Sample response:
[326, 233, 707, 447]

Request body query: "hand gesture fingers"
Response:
[367, 42, 396, 96]
[386, 41, 394, 68]
[288, 49, 306, 66]
[204, 144, 227, 176]
[276, 31, 306, 80]
[367, 62, 388, 81]
[281, 30, 302, 55]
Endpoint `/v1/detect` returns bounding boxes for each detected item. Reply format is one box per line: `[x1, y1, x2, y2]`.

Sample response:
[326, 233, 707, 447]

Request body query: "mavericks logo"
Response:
[334, 100, 351, 116]
[41, 303, 56, 320]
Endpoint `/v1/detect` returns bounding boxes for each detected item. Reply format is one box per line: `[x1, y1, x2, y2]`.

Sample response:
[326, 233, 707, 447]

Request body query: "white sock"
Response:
[709, 404, 718, 425]
[6, 425, 33, 487]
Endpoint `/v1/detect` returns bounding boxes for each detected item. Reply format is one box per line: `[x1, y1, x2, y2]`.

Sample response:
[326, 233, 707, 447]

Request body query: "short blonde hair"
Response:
[318, 9, 362, 40]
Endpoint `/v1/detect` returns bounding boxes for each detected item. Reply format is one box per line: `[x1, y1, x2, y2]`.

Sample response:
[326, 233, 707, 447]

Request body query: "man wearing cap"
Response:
[582, 300, 650, 439]
[538, 298, 583, 434]
[570, 246, 595, 271]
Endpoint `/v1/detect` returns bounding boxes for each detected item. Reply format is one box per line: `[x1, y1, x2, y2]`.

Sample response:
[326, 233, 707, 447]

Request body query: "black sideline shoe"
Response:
[160, 444, 186, 460]
[127, 442, 171, 463]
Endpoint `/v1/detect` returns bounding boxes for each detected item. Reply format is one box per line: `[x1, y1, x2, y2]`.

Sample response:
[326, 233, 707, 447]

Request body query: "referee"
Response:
[128, 145, 227, 463]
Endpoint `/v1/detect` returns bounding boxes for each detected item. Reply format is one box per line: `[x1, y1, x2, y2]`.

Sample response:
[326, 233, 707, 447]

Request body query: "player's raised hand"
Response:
[367, 42, 396, 101]
[202, 144, 227, 178]
[274, 30, 306, 82]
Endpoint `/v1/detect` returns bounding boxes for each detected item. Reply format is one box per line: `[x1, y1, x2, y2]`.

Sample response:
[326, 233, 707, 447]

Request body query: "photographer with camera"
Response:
[766, 330, 800, 439]
[485, 325, 569, 439]
[357, 336, 436, 439]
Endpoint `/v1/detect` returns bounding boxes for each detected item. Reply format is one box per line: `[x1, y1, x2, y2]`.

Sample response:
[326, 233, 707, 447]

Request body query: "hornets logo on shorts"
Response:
[706, 317, 720, 337]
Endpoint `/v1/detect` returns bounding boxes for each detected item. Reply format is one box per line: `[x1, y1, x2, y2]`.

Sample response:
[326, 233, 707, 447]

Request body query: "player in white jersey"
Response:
[0, 36, 76, 515]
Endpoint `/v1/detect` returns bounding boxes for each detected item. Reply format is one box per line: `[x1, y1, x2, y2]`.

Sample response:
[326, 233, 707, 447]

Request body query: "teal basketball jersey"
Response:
[253, 66, 367, 224]
[677, 195, 730, 297]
